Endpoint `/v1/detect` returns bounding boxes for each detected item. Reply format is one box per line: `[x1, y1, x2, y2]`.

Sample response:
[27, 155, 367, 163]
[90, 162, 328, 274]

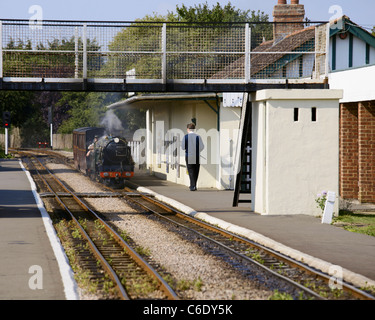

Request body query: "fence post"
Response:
[325, 22, 330, 78]
[83, 23, 87, 79]
[74, 26, 79, 78]
[162, 23, 167, 85]
[245, 23, 251, 83]
[0, 21, 3, 78]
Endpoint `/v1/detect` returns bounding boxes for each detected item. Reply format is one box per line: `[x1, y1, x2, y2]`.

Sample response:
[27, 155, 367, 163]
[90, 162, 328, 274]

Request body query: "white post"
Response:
[50, 123, 53, 149]
[5, 127, 8, 155]
[325, 22, 330, 78]
[162, 23, 167, 85]
[322, 191, 336, 224]
[245, 23, 251, 83]
[0, 21, 3, 78]
[83, 23, 87, 79]
[74, 26, 79, 78]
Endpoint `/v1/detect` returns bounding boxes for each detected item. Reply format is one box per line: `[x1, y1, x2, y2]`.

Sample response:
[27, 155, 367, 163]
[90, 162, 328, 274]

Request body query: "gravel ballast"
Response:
[45, 161, 274, 300]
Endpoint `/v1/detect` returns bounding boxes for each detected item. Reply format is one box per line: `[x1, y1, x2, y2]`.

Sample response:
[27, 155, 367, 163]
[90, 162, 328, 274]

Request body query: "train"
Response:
[73, 127, 134, 188]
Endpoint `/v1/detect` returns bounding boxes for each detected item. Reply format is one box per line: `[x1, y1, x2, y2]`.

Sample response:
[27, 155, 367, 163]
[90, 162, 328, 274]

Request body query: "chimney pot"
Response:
[291, 0, 299, 4]
[278, 0, 287, 4]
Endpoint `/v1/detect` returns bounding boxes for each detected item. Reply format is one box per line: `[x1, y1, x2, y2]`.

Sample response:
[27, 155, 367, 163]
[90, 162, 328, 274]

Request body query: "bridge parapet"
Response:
[0, 19, 329, 92]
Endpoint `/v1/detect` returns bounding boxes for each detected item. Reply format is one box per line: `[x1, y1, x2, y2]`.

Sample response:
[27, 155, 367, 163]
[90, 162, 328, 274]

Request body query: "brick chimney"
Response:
[273, 0, 305, 41]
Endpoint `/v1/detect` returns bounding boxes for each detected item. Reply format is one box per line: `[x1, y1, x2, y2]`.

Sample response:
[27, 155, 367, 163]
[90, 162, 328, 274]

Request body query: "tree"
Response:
[0, 90, 51, 147]
[34, 91, 70, 133]
[0, 91, 35, 128]
[106, 2, 270, 80]
[175, 1, 268, 23]
[3, 35, 101, 78]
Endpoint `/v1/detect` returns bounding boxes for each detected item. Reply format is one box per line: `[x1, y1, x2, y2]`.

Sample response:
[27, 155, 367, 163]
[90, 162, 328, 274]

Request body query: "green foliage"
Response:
[315, 191, 327, 214]
[333, 211, 375, 237]
[105, 2, 271, 80]
[1, 2, 270, 139]
[0, 91, 36, 128]
[0, 90, 50, 147]
[175, 1, 268, 23]
[268, 290, 294, 300]
[0, 149, 13, 159]
[19, 103, 49, 147]
[57, 92, 121, 133]
[4, 36, 101, 78]
[114, 108, 146, 132]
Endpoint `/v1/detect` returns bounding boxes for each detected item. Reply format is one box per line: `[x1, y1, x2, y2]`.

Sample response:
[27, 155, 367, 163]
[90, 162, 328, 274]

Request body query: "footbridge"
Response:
[0, 19, 330, 92]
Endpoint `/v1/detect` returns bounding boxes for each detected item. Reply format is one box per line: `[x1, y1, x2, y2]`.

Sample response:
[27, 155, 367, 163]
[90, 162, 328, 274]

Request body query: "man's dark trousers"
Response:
[186, 157, 200, 191]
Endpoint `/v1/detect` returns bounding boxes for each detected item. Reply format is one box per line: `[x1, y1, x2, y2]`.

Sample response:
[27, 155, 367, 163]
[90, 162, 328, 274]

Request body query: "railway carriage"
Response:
[73, 127, 134, 188]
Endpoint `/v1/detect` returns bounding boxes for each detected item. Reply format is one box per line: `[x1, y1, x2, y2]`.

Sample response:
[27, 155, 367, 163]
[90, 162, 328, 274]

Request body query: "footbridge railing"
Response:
[0, 19, 329, 92]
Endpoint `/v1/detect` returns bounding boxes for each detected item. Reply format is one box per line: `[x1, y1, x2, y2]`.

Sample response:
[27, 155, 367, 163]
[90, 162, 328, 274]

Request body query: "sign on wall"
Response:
[223, 93, 244, 107]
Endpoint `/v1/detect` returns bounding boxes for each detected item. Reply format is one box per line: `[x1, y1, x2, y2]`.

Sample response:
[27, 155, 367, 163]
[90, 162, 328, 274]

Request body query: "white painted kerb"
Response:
[19, 160, 79, 300]
[137, 185, 375, 290]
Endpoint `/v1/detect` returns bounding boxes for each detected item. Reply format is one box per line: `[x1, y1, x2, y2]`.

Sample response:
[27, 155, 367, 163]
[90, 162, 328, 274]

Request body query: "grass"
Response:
[268, 290, 294, 300]
[332, 210, 375, 237]
[0, 149, 13, 159]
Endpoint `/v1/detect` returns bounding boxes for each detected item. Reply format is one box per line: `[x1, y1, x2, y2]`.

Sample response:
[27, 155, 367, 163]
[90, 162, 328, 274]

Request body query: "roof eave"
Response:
[106, 93, 218, 110]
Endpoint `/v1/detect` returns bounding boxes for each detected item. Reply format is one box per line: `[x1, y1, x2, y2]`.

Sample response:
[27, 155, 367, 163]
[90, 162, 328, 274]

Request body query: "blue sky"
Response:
[1, 1, 374, 28]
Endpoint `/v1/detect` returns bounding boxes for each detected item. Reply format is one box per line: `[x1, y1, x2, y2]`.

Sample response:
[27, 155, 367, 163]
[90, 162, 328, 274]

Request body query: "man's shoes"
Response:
[189, 187, 197, 191]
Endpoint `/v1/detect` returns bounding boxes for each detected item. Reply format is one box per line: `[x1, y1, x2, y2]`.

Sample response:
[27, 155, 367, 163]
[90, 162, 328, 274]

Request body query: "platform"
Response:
[0, 159, 77, 300]
[127, 169, 375, 290]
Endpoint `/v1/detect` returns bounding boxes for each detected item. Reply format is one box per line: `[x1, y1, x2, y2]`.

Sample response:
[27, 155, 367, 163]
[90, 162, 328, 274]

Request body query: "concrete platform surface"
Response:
[0, 159, 77, 300]
[127, 170, 375, 290]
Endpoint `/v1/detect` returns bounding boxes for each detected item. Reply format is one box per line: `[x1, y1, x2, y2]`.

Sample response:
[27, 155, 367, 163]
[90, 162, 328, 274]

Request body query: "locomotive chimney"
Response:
[273, 0, 305, 41]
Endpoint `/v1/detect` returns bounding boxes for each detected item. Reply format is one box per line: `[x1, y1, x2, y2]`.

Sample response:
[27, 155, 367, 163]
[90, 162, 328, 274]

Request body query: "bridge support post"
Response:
[83, 23, 87, 80]
[0, 21, 3, 79]
[245, 23, 250, 83]
[74, 26, 79, 78]
[162, 23, 167, 87]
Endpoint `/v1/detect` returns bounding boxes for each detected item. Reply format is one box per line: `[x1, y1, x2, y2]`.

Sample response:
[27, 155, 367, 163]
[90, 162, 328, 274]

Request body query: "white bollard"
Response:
[321, 191, 336, 224]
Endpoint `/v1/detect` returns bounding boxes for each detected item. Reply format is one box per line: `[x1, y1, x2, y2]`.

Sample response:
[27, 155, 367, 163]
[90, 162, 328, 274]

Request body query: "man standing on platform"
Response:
[181, 123, 204, 191]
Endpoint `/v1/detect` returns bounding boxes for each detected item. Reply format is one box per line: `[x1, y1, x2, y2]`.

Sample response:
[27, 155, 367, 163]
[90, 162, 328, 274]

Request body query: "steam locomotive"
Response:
[73, 127, 134, 188]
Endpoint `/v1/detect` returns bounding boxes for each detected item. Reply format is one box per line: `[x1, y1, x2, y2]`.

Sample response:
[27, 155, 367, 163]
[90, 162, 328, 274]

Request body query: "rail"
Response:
[21, 151, 178, 300]
[119, 183, 375, 300]
[0, 19, 330, 92]
[20, 148, 375, 300]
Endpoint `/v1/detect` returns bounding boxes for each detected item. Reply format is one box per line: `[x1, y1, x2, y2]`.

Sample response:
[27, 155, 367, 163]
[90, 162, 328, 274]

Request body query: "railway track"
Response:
[21, 152, 178, 300]
[116, 183, 375, 301]
[17, 149, 375, 300]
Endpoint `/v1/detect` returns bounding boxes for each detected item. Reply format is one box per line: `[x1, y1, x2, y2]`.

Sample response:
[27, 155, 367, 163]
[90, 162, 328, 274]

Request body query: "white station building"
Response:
[108, 2, 375, 216]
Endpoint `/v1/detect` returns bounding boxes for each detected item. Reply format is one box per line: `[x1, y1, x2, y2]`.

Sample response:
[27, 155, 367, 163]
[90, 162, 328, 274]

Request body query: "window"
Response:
[294, 108, 299, 122]
[366, 43, 370, 65]
[332, 35, 337, 71]
[312, 107, 317, 122]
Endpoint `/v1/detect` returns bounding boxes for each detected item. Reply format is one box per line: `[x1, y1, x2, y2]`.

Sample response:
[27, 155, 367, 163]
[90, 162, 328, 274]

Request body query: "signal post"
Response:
[2, 111, 11, 155]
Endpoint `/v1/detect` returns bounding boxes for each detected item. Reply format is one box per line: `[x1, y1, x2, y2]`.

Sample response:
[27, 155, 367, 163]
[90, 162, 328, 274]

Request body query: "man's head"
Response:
[187, 123, 195, 132]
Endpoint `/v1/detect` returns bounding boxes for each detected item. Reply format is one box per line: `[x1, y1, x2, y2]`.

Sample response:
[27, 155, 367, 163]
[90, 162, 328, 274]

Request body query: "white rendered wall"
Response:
[149, 100, 219, 189]
[251, 89, 342, 216]
[329, 64, 375, 103]
[219, 106, 241, 190]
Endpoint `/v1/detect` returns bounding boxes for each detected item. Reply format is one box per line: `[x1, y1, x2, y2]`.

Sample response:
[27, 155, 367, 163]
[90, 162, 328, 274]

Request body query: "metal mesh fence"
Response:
[0, 20, 329, 82]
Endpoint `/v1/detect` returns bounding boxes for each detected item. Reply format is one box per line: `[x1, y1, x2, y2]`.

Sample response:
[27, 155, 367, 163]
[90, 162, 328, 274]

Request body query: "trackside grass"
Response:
[333, 211, 375, 237]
